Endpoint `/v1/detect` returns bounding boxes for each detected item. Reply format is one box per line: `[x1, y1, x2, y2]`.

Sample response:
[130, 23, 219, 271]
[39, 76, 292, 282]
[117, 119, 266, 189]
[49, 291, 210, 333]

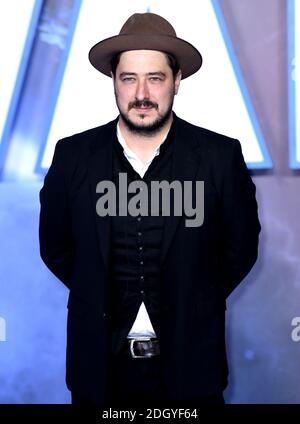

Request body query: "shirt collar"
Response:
[116, 121, 167, 165]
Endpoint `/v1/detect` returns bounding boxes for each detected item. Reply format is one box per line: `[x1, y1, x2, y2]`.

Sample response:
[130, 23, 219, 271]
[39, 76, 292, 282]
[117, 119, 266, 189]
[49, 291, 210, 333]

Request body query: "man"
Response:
[39, 13, 261, 407]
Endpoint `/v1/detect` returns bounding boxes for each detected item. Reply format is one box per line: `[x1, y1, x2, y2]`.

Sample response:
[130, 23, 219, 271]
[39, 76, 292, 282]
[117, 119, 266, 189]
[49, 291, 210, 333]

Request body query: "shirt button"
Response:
[137, 217, 141, 222]
[139, 246, 143, 251]
[140, 275, 144, 281]
[140, 261, 144, 265]
[140, 290, 145, 294]
[138, 232, 142, 236]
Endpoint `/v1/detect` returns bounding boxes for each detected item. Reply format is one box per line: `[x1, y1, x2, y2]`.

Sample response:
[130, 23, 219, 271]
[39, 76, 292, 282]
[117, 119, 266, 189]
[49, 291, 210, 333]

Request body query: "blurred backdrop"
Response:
[0, 0, 299, 403]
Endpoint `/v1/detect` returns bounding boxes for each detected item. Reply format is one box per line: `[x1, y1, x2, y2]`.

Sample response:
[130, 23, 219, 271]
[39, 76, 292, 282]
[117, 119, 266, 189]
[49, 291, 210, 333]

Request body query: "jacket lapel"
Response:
[160, 116, 202, 265]
[87, 119, 116, 273]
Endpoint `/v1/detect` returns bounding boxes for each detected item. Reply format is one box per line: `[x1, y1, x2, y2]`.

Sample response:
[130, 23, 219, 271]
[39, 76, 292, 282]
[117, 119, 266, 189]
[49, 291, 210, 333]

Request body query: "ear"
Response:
[174, 69, 182, 95]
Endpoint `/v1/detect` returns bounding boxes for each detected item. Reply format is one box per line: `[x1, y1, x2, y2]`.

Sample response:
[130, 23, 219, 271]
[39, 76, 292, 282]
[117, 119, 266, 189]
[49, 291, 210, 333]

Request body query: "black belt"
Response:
[126, 337, 160, 358]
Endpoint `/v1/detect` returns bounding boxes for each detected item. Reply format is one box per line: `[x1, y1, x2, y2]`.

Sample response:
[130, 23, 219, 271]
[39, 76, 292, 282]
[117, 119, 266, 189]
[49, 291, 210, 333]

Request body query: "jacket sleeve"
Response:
[39, 140, 74, 289]
[220, 139, 261, 298]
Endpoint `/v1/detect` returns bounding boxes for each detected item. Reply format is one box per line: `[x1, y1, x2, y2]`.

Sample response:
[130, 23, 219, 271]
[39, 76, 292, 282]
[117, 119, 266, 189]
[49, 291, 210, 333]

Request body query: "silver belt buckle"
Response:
[129, 337, 151, 359]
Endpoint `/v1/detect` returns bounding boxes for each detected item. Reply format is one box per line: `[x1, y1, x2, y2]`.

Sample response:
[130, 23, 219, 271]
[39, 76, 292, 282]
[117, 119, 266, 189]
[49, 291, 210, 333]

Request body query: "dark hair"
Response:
[110, 51, 180, 78]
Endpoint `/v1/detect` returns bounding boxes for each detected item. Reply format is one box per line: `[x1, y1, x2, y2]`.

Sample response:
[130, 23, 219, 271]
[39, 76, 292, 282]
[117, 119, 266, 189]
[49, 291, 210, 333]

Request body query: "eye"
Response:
[122, 77, 136, 82]
[149, 76, 163, 82]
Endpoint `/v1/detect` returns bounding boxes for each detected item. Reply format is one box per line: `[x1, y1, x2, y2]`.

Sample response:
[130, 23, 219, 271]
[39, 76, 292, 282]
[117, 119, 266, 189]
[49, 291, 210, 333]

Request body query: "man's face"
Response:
[112, 50, 181, 134]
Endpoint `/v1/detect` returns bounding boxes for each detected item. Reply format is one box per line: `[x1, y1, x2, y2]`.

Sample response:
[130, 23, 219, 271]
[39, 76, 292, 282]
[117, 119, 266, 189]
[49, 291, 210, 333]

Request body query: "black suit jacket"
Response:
[39, 114, 260, 404]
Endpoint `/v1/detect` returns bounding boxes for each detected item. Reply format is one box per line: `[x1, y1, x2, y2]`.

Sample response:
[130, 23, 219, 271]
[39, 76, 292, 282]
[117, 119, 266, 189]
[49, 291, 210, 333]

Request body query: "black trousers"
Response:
[72, 351, 224, 407]
[108, 353, 164, 407]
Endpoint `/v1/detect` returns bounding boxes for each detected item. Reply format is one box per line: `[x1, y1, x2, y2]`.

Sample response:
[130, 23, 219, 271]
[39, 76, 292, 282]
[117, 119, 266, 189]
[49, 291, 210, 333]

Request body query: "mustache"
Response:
[128, 99, 159, 111]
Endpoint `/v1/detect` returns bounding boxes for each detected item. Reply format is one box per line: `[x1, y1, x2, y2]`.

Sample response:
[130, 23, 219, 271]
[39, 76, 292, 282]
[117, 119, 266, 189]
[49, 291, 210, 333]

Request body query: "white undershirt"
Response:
[116, 122, 166, 339]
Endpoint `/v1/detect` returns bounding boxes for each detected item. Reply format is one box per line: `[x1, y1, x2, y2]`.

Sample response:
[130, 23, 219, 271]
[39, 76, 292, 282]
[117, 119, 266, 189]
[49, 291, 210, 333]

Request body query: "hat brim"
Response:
[88, 34, 202, 79]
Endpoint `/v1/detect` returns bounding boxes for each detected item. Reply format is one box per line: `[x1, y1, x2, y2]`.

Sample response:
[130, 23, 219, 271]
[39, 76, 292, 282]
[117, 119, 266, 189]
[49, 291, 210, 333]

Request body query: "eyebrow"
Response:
[147, 72, 166, 77]
[119, 72, 166, 78]
[119, 72, 136, 77]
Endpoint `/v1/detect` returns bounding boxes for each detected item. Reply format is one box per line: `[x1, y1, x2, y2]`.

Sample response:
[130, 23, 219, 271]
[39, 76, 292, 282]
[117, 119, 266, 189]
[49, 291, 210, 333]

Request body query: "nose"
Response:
[135, 79, 149, 100]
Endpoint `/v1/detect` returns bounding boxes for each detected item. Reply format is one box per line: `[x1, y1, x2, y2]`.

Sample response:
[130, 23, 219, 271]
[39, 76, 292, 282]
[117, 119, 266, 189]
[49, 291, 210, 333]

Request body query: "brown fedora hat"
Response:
[88, 13, 202, 79]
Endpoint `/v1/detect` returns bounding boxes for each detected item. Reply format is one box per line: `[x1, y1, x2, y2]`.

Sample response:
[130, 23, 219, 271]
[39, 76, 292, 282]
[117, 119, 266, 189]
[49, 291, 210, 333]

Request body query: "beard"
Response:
[115, 92, 175, 136]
